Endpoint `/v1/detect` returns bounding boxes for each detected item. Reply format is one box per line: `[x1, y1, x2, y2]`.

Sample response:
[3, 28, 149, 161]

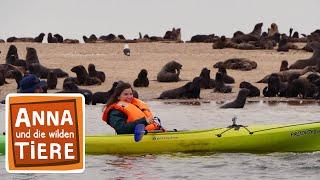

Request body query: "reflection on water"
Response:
[0, 101, 320, 179]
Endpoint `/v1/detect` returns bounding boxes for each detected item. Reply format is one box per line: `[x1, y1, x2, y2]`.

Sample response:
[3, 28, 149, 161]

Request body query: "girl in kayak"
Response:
[102, 82, 161, 134]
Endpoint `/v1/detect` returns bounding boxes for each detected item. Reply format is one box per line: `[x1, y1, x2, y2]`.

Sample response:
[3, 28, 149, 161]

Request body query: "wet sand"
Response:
[0, 42, 312, 101]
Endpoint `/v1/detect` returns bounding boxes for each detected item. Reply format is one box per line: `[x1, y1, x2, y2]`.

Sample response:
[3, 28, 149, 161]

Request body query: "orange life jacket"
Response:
[102, 98, 159, 131]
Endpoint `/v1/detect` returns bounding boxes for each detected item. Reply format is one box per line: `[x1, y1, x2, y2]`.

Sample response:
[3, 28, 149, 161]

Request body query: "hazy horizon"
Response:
[1, 0, 319, 41]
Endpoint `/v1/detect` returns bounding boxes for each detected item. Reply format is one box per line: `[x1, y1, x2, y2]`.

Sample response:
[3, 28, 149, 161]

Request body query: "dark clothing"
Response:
[107, 109, 148, 134]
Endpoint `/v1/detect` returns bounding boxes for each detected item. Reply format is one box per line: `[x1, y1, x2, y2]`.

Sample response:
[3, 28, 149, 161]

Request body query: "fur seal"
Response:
[47, 33, 58, 43]
[158, 77, 202, 99]
[190, 34, 216, 43]
[54, 34, 64, 43]
[262, 74, 288, 97]
[257, 66, 315, 83]
[10, 70, 23, 89]
[58, 81, 92, 105]
[83, 34, 98, 43]
[92, 81, 119, 105]
[220, 88, 250, 108]
[268, 23, 279, 37]
[133, 69, 149, 87]
[214, 58, 257, 71]
[218, 67, 235, 84]
[157, 61, 182, 82]
[71, 65, 101, 86]
[280, 60, 289, 71]
[286, 77, 317, 98]
[63, 39, 79, 43]
[289, 42, 320, 69]
[26, 47, 40, 68]
[214, 72, 232, 93]
[239, 81, 260, 97]
[88, 63, 106, 82]
[232, 23, 263, 43]
[47, 71, 57, 89]
[29, 63, 68, 78]
[5, 45, 27, 69]
[199, 67, 215, 89]
[34, 33, 45, 43]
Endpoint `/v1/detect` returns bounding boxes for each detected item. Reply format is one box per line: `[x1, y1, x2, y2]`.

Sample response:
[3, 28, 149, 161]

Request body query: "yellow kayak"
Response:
[1, 122, 320, 155]
[85, 122, 320, 154]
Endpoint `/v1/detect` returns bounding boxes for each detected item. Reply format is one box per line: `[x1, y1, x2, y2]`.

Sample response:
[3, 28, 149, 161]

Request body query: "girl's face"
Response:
[118, 88, 133, 103]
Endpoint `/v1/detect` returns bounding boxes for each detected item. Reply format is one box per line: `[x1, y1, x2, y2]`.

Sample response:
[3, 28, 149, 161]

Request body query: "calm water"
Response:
[0, 100, 320, 179]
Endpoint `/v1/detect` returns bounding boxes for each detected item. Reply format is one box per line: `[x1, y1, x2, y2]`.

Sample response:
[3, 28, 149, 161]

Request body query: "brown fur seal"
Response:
[280, 60, 289, 71]
[47, 33, 58, 43]
[29, 63, 68, 78]
[257, 66, 315, 83]
[239, 81, 260, 97]
[26, 47, 40, 68]
[157, 61, 182, 82]
[214, 72, 232, 93]
[47, 71, 57, 89]
[63, 39, 79, 43]
[88, 63, 106, 82]
[91, 81, 119, 105]
[58, 81, 92, 104]
[53, 34, 64, 43]
[5, 45, 27, 69]
[199, 68, 215, 89]
[133, 69, 149, 87]
[158, 77, 202, 99]
[218, 67, 235, 84]
[34, 33, 45, 43]
[71, 65, 101, 86]
[289, 41, 320, 69]
[220, 88, 250, 108]
[232, 23, 263, 43]
[267, 23, 279, 37]
[83, 34, 98, 43]
[214, 58, 257, 71]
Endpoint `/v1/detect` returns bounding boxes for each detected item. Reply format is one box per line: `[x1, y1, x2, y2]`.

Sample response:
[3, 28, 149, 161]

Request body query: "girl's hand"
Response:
[146, 116, 155, 124]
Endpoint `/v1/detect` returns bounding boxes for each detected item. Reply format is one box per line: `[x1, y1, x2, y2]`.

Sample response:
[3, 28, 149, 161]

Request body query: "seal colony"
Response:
[1, 23, 320, 105]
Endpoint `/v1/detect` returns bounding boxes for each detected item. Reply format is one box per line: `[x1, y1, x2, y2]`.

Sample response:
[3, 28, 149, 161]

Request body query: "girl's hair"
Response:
[106, 82, 132, 107]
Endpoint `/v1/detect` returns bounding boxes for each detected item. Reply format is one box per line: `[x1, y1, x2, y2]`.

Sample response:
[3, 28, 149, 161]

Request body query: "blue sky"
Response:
[1, 0, 319, 40]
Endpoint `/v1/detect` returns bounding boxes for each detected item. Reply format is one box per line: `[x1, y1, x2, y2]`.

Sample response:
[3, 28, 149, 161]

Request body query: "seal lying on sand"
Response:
[71, 65, 101, 86]
[214, 58, 257, 71]
[289, 42, 320, 69]
[29, 63, 68, 78]
[220, 88, 250, 108]
[158, 77, 202, 99]
[157, 61, 182, 82]
[257, 66, 315, 83]
[88, 63, 106, 82]
[134, 69, 149, 87]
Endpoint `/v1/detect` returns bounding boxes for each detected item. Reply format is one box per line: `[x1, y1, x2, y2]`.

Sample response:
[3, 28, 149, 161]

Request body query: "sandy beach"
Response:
[0, 42, 312, 102]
